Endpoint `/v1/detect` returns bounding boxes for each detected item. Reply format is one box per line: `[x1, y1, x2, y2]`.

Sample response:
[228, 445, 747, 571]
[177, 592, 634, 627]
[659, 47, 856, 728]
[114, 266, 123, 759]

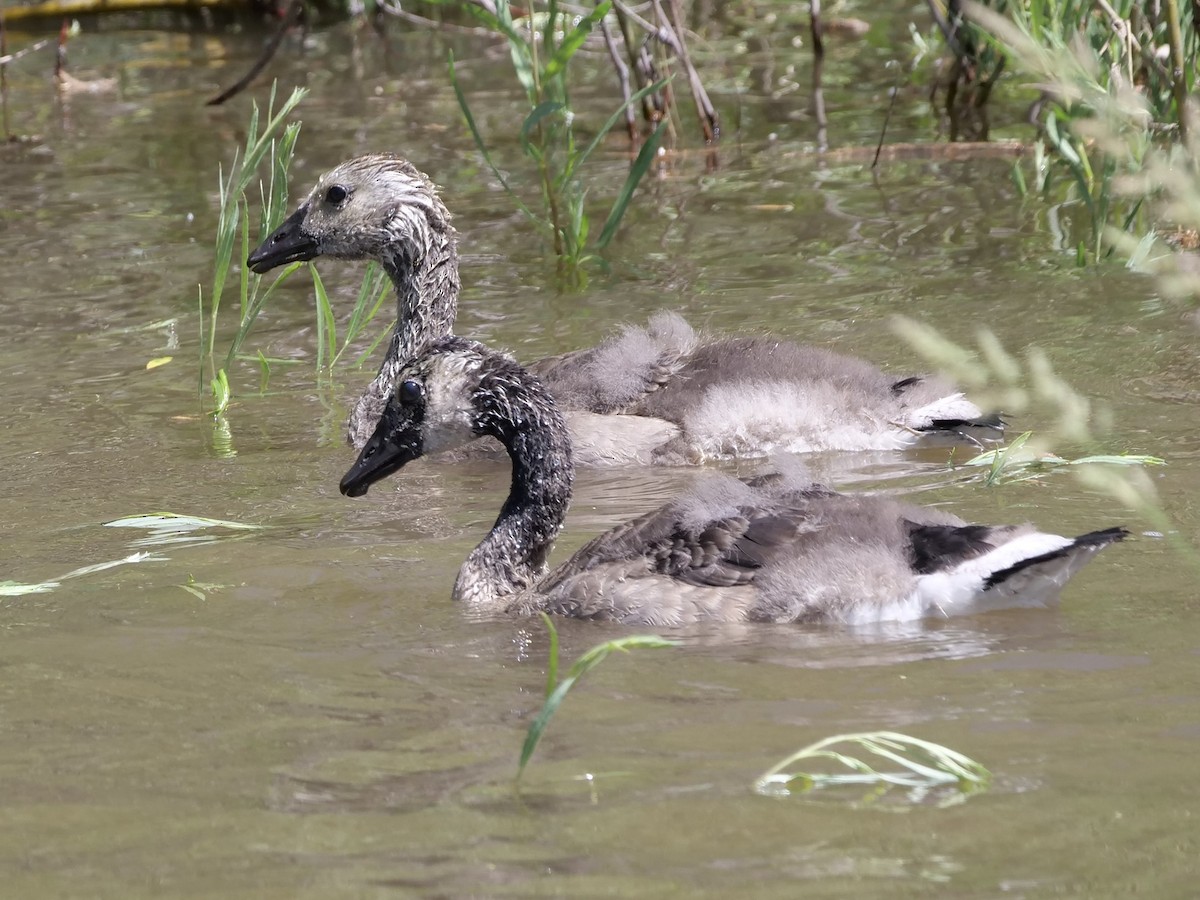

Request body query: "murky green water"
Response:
[2, 12, 1199, 898]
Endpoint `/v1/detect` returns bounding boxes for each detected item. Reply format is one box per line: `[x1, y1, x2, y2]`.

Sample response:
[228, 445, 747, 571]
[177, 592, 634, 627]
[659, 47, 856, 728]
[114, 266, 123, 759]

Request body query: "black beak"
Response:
[247, 205, 318, 273]
[339, 417, 421, 498]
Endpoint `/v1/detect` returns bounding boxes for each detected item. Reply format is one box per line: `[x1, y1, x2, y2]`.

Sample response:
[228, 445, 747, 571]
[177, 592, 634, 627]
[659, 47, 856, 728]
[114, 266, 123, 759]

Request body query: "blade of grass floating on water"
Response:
[754, 731, 990, 802]
[105, 513, 268, 532]
[0, 579, 60, 596]
[1, 552, 169, 597]
[146, 357, 172, 370]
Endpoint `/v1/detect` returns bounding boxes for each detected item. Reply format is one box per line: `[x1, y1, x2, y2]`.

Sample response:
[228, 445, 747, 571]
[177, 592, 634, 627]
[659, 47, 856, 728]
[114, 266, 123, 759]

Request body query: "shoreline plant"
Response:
[450, 0, 666, 283]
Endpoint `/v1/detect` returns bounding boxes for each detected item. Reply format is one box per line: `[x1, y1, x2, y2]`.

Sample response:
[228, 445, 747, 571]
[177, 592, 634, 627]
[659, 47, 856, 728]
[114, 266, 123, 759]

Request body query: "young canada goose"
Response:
[248, 155, 1001, 465]
[339, 336, 1124, 626]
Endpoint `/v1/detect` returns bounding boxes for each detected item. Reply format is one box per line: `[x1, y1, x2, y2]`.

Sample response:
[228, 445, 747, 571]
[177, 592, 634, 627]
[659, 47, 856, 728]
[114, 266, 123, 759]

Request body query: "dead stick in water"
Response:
[600, 14, 637, 142]
[206, 0, 302, 107]
[665, 0, 718, 143]
[810, 0, 826, 153]
[872, 71, 901, 169]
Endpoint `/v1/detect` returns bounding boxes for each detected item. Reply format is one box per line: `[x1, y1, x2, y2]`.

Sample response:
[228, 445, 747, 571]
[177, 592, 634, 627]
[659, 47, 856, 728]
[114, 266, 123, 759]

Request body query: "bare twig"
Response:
[873, 72, 900, 168]
[54, 17, 67, 79]
[600, 14, 637, 142]
[612, 1, 654, 120]
[205, 0, 302, 107]
[665, 0, 718, 142]
[810, 0, 827, 152]
[925, 0, 966, 61]
[374, 0, 494, 35]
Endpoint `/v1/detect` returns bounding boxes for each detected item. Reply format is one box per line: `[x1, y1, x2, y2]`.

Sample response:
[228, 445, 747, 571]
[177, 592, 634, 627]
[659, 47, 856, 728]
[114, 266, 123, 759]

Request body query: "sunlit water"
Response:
[1, 13, 1198, 899]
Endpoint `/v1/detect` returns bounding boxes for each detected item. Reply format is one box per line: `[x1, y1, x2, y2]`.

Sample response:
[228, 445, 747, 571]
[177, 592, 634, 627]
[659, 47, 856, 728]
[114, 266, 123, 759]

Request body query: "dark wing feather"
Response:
[905, 522, 1004, 574]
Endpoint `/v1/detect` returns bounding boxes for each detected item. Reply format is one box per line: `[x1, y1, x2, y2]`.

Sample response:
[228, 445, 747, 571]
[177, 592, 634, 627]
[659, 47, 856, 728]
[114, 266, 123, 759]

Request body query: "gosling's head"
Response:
[339, 337, 504, 497]
[247, 154, 453, 274]
[339, 336, 568, 498]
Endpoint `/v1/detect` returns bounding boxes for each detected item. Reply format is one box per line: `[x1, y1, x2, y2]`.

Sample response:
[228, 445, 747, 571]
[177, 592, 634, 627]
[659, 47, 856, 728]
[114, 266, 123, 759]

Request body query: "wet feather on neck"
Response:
[454, 373, 575, 607]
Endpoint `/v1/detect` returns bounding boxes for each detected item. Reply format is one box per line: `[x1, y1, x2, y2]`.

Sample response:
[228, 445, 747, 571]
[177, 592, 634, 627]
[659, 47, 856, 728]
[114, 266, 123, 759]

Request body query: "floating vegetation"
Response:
[961, 431, 1166, 487]
[754, 731, 991, 809]
[104, 512, 268, 549]
[1, 552, 166, 597]
[176, 575, 228, 601]
[517, 613, 678, 780]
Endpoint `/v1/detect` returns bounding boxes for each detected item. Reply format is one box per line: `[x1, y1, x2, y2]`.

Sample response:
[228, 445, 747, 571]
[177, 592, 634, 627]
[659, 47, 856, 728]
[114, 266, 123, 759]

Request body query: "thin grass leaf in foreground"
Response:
[755, 731, 990, 808]
[517, 613, 678, 780]
[1, 552, 167, 597]
[961, 431, 1165, 486]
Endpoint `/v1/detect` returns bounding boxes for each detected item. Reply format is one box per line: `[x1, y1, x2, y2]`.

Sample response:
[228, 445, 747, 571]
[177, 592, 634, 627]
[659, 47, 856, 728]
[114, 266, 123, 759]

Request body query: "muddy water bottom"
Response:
[1, 17, 1199, 899]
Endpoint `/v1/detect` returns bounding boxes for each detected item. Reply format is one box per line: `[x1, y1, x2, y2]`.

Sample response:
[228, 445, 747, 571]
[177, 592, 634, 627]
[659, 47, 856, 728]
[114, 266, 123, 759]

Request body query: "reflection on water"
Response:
[0, 13, 1197, 899]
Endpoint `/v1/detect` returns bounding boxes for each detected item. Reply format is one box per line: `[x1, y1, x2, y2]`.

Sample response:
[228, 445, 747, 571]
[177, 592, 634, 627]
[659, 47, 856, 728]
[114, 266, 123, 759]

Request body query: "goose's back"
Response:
[514, 473, 1042, 626]
[531, 312, 986, 461]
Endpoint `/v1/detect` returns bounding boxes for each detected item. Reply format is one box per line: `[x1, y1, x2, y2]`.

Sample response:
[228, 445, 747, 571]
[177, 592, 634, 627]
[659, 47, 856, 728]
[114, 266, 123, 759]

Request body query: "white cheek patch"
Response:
[419, 355, 482, 455]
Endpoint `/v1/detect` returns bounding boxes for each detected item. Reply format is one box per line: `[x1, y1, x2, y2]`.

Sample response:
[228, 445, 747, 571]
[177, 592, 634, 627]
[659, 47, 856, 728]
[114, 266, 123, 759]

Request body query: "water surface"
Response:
[1, 13, 1198, 898]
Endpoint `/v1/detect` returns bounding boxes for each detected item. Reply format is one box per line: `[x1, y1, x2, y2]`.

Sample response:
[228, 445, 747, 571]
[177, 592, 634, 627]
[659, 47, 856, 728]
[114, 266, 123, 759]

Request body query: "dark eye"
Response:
[399, 380, 423, 405]
[324, 184, 348, 205]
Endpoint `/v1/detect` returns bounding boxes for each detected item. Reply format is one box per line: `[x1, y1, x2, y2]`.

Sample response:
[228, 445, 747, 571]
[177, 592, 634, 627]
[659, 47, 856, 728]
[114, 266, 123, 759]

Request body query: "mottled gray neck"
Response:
[348, 213, 460, 449]
[453, 383, 575, 607]
[380, 214, 460, 363]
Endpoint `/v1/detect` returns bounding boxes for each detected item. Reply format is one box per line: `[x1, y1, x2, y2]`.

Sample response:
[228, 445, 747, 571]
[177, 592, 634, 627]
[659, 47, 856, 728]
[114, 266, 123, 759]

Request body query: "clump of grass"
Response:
[754, 731, 990, 808]
[960, 1, 1195, 263]
[450, 0, 665, 284]
[200, 83, 307, 418]
[199, 84, 392, 430]
[517, 613, 678, 780]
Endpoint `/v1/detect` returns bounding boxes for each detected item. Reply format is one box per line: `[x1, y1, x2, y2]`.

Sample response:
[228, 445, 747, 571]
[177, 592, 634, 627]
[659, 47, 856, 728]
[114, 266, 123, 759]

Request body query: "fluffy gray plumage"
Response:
[340, 337, 1125, 627]
[249, 155, 1001, 465]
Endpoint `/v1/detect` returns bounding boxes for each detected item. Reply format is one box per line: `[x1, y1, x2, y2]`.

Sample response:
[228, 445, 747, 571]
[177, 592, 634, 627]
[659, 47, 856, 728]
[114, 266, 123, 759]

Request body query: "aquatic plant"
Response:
[959, 431, 1164, 487]
[755, 731, 990, 808]
[941, 1, 1197, 262]
[200, 85, 392, 424]
[449, 0, 666, 283]
[200, 84, 307, 417]
[517, 613, 677, 780]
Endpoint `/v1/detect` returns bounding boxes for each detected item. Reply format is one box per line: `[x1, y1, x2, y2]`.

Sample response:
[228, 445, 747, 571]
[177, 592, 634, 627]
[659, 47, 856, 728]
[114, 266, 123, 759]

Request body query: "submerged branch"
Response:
[206, 0, 303, 106]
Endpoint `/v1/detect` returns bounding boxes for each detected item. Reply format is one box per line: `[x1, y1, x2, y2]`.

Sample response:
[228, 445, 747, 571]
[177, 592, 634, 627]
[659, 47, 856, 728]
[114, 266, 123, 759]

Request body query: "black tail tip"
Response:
[1072, 526, 1130, 549]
